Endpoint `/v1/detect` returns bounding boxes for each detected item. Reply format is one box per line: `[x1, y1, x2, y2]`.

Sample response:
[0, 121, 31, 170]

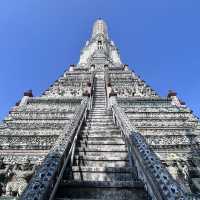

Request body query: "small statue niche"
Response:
[5, 159, 36, 197]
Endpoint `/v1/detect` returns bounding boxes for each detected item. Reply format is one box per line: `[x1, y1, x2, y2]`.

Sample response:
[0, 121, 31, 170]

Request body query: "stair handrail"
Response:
[20, 97, 89, 200]
[89, 71, 95, 110]
[104, 70, 109, 108]
[109, 96, 187, 200]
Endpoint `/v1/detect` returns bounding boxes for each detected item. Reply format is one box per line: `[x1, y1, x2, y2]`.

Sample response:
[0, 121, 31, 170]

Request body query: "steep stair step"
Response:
[71, 166, 133, 173]
[74, 155, 129, 167]
[81, 129, 121, 133]
[88, 111, 109, 114]
[77, 144, 127, 152]
[90, 107, 106, 110]
[74, 159, 129, 168]
[81, 130, 121, 135]
[86, 119, 114, 122]
[78, 143, 126, 149]
[79, 137, 124, 143]
[93, 100, 105, 101]
[80, 136, 122, 141]
[77, 151, 128, 157]
[69, 167, 134, 181]
[92, 103, 105, 105]
[92, 107, 106, 109]
[55, 180, 147, 200]
[88, 112, 111, 115]
[78, 140, 125, 145]
[83, 126, 119, 131]
[60, 180, 143, 187]
[89, 108, 109, 111]
[82, 129, 120, 133]
[88, 112, 109, 115]
[87, 118, 113, 121]
[93, 99, 105, 101]
[80, 133, 121, 138]
[74, 155, 128, 161]
[86, 117, 113, 120]
[85, 122, 115, 126]
[93, 103, 105, 105]
[93, 95, 105, 97]
[92, 101, 105, 104]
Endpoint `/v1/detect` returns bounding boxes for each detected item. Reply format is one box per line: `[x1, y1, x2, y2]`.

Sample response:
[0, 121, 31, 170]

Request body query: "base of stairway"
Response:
[56, 181, 147, 200]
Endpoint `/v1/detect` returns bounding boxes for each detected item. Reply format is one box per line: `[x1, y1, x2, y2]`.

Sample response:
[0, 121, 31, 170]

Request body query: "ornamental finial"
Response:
[91, 19, 109, 39]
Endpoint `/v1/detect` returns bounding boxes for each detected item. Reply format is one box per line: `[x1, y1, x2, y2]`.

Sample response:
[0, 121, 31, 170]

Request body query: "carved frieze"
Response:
[145, 135, 197, 146]
[0, 135, 58, 148]
[137, 128, 196, 136]
[0, 129, 62, 136]
[127, 112, 194, 120]
[108, 72, 158, 97]
[43, 73, 91, 97]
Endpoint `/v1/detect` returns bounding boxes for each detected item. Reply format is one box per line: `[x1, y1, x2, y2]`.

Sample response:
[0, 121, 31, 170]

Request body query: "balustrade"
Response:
[20, 97, 90, 200]
[109, 96, 190, 200]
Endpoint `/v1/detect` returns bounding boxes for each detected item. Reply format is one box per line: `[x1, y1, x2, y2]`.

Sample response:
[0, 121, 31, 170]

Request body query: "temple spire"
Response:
[91, 19, 109, 40]
[78, 19, 122, 67]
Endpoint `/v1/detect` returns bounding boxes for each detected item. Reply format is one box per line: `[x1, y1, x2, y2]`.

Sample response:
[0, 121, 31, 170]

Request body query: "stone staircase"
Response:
[54, 73, 147, 200]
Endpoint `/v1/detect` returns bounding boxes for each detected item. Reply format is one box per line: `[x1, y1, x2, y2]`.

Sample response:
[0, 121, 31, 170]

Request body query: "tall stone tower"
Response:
[0, 19, 199, 199]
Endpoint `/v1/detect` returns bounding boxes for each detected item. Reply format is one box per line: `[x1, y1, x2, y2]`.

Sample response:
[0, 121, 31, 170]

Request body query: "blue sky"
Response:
[0, 0, 200, 120]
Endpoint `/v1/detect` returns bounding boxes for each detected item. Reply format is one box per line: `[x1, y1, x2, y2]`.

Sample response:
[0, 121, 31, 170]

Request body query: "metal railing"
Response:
[89, 71, 95, 110]
[104, 70, 109, 109]
[109, 96, 188, 200]
[20, 97, 90, 200]
[48, 99, 88, 200]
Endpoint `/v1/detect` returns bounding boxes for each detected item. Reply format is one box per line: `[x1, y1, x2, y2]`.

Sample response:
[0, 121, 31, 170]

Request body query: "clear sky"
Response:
[0, 0, 200, 120]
